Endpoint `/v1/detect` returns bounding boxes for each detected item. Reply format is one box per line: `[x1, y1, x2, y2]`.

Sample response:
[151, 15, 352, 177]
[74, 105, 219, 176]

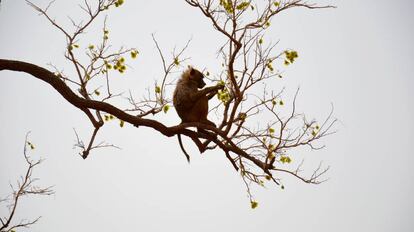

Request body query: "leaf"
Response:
[280, 156, 292, 164]
[236, 2, 250, 11]
[217, 80, 225, 87]
[27, 141, 35, 150]
[131, 50, 139, 59]
[250, 201, 259, 209]
[155, 86, 161, 94]
[115, 0, 124, 7]
[174, 57, 180, 65]
[239, 112, 247, 120]
[163, 105, 170, 113]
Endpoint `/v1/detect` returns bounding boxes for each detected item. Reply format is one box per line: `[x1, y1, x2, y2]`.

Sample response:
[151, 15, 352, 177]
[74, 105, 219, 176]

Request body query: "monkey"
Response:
[173, 67, 223, 162]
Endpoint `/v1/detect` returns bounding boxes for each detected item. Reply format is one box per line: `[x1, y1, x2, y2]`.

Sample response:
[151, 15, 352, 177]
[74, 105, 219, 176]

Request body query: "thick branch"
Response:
[2, 59, 327, 175]
[0, 59, 172, 135]
[1, 59, 273, 170]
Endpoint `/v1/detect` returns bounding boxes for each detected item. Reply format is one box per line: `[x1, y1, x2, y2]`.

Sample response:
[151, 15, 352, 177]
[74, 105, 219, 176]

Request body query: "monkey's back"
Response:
[173, 84, 208, 123]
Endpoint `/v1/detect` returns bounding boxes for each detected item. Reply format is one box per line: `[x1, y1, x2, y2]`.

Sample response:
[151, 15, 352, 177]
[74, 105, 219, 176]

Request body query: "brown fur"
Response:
[173, 67, 222, 162]
[173, 67, 219, 127]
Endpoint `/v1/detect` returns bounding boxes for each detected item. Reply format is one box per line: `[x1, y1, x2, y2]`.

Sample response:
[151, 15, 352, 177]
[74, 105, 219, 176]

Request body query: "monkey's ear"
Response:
[189, 67, 195, 75]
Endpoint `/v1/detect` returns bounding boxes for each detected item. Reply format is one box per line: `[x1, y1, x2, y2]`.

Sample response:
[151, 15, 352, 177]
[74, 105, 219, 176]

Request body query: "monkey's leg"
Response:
[197, 119, 217, 139]
[200, 119, 216, 127]
[197, 128, 217, 141]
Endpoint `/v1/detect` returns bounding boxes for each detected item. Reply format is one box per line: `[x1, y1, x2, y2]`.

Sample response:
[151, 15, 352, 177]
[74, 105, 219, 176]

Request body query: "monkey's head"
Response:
[187, 67, 206, 88]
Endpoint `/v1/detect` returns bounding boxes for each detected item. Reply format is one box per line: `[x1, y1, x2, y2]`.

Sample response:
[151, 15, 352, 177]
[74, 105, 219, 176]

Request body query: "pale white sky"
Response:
[1, 0, 413, 231]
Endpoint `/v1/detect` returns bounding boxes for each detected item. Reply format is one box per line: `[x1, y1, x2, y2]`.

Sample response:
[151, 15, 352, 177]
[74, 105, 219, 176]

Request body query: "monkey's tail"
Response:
[177, 134, 190, 163]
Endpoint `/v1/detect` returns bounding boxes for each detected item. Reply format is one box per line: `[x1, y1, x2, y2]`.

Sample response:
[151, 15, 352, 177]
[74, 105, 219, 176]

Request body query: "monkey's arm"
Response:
[191, 85, 223, 101]
[207, 91, 217, 100]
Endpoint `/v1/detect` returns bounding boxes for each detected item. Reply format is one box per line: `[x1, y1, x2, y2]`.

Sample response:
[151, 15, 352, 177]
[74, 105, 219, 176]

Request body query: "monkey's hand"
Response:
[206, 84, 225, 99]
[194, 85, 222, 99]
[207, 86, 221, 99]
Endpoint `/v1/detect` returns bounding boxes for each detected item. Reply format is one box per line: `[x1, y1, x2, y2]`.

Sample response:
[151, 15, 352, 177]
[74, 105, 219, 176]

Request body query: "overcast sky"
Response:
[1, 0, 413, 231]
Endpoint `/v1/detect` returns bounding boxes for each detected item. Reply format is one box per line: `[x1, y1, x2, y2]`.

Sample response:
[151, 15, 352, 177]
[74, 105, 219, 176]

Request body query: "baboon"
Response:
[173, 67, 223, 162]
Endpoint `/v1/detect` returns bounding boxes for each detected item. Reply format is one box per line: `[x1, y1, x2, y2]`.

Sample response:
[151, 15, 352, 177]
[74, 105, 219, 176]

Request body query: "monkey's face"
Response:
[190, 68, 206, 89]
[197, 78, 206, 88]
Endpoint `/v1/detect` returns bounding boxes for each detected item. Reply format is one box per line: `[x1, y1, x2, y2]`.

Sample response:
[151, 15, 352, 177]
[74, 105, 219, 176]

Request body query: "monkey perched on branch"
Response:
[173, 67, 224, 162]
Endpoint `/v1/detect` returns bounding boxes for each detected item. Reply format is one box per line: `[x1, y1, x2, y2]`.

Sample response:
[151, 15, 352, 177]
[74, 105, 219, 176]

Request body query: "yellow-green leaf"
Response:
[250, 201, 259, 209]
[174, 57, 180, 66]
[163, 105, 170, 113]
[236, 2, 250, 11]
[155, 86, 161, 94]
[27, 141, 35, 150]
[131, 50, 139, 59]
[217, 80, 225, 87]
[239, 112, 247, 120]
[280, 156, 292, 164]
